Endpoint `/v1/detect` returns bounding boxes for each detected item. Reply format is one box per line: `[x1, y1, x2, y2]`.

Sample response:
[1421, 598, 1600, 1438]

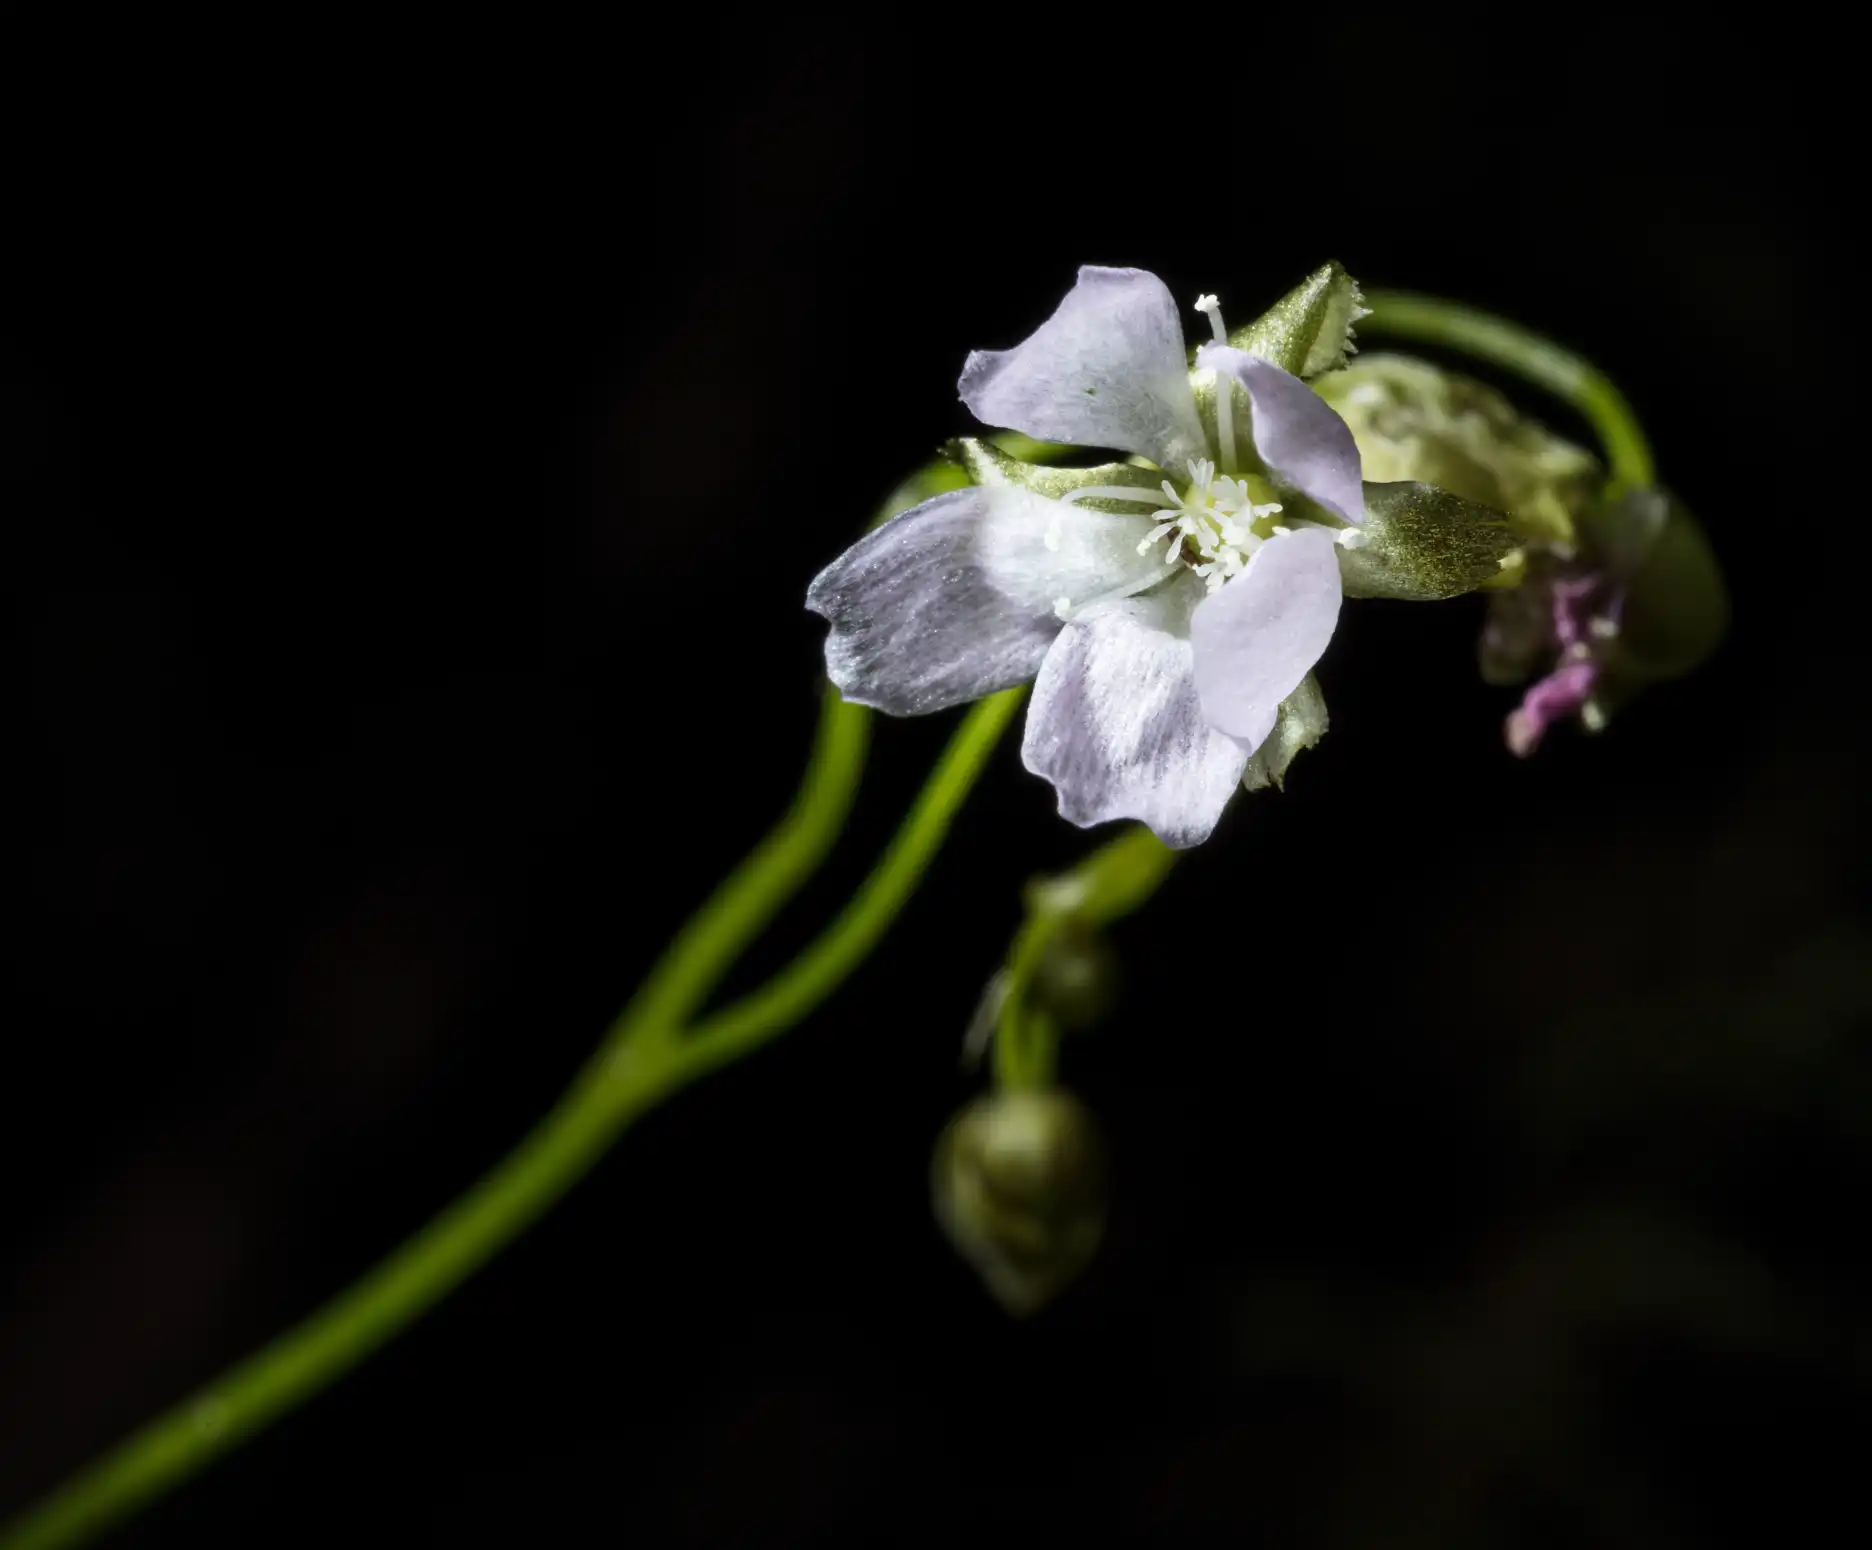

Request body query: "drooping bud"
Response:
[1314, 354, 1600, 548]
[932, 1089, 1108, 1316]
[1028, 921, 1120, 1031]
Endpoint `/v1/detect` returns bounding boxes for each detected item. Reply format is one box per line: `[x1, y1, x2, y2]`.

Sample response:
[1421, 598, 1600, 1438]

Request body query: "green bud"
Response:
[1242, 674, 1329, 792]
[932, 1089, 1108, 1316]
[946, 436, 1166, 514]
[1314, 354, 1600, 548]
[1029, 922, 1120, 1031]
[1229, 261, 1369, 379]
[1338, 482, 1522, 601]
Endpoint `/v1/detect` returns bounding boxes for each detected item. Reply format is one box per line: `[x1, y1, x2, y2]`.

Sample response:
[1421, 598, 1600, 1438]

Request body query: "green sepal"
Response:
[1314, 354, 1599, 548]
[1337, 482, 1522, 601]
[1241, 675, 1329, 792]
[1581, 487, 1728, 683]
[931, 1089, 1108, 1317]
[946, 436, 1167, 514]
[1229, 261, 1369, 379]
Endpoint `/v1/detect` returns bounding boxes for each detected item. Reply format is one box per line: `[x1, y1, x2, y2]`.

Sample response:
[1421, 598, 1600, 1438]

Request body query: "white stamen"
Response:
[1194, 295, 1236, 471]
[1580, 699, 1608, 732]
[1127, 456, 1274, 588]
[1498, 547, 1527, 571]
[1211, 369, 1238, 476]
[1588, 616, 1620, 639]
[1043, 508, 1063, 552]
[1052, 563, 1181, 623]
[1193, 293, 1228, 343]
[1335, 528, 1370, 550]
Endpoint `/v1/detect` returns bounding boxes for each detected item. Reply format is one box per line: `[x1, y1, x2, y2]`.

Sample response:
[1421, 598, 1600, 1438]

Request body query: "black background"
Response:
[6, 22, 1865, 1547]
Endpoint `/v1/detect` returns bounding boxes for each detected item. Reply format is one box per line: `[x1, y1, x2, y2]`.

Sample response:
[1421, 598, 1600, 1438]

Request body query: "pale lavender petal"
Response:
[1197, 343, 1364, 524]
[1190, 527, 1343, 750]
[1021, 576, 1248, 849]
[807, 485, 1159, 716]
[960, 267, 1209, 472]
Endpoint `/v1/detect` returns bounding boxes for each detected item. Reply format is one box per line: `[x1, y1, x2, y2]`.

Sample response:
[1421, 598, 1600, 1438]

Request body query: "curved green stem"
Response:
[0, 686, 1019, 1550]
[1360, 290, 1657, 491]
[598, 687, 869, 1056]
[675, 688, 1025, 1080]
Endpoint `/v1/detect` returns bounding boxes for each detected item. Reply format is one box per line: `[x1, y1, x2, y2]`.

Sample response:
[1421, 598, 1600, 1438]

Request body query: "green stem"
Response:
[0, 688, 1021, 1550]
[676, 688, 1025, 1080]
[599, 687, 869, 1055]
[991, 825, 1179, 1092]
[1359, 290, 1658, 491]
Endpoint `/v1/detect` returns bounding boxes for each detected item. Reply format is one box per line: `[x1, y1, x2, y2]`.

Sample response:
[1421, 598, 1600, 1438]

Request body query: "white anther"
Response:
[1335, 527, 1370, 550]
[1044, 509, 1063, 552]
[1588, 616, 1620, 639]
[1053, 595, 1073, 620]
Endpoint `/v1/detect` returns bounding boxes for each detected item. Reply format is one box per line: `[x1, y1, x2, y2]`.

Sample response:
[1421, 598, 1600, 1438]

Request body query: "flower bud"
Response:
[1314, 354, 1599, 547]
[1028, 922, 1120, 1031]
[932, 1089, 1108, 1316]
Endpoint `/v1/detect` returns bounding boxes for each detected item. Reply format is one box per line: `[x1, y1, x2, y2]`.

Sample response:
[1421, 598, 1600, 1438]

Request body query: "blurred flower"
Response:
[1485, 487, 1728, 754]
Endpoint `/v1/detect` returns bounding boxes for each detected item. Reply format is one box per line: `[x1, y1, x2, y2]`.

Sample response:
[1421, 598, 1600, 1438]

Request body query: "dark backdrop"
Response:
[6, 23, 1864, 1547]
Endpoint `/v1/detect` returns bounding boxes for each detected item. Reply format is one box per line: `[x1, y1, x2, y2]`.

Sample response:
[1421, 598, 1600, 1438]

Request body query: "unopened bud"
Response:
[932, 1089, 1108, 1316]
[1029, 923, 1119, 1031]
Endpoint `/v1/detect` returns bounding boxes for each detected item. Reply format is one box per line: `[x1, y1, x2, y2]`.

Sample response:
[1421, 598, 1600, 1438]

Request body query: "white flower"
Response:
[807, 266, 1503, 848]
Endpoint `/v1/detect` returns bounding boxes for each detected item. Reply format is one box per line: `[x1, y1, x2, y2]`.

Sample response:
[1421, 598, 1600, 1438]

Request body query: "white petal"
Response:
[1190, 527, 1343, 750]
[807, 485, 1159, 716]
[1021, 576, 1248, 849]
[959, 267, 1209, 472]
[1196, 344, 1364, 524]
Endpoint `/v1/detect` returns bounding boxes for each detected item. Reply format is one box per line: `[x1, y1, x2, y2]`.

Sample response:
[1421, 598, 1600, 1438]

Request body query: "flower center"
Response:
[1137, 458, 1287, 593]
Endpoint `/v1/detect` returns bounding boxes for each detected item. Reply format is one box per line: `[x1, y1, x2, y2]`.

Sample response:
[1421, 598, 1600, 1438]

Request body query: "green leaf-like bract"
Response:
[1229, 261, 1368, 379]
[1242, 675, 1329, 792]
[1338, 482, 1521, 601]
